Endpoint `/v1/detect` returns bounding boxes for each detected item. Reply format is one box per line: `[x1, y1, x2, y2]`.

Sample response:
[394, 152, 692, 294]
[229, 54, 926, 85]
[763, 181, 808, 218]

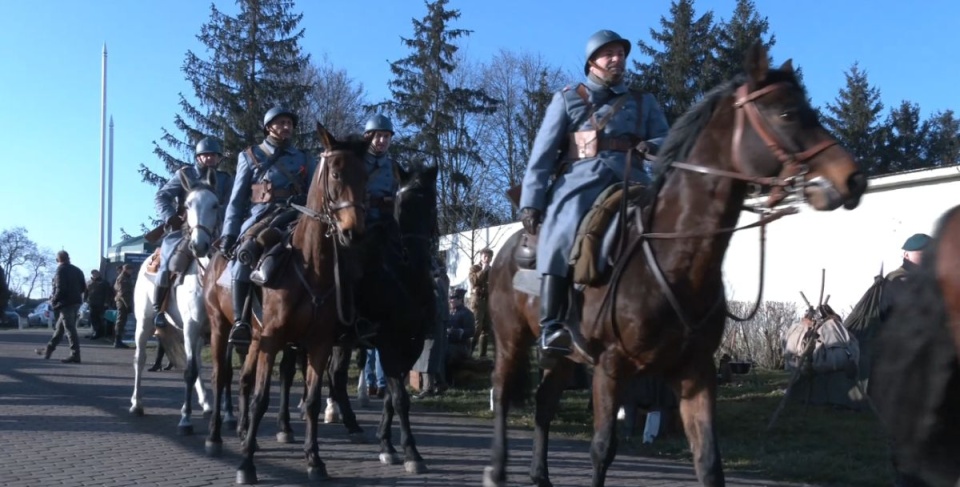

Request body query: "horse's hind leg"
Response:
[302, 344, 331, 481]
[672, 355, 725, 487]
[130, 318, 155, 417]
[377, 377, 400, 465]
[205, 307, 231, 456]
[329, 345, 364, 438]
[387, 371, 426, 473]
[529, 358, 574, 487]
[589, 355, 625, 487]
[276, 345, 297, 443]
[236, 340, 257, 440]
[237, 342, 276, 485]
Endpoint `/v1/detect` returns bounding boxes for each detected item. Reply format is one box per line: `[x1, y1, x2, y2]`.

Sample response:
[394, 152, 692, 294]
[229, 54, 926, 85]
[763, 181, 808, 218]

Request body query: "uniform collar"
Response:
[584, 76, 628, 95]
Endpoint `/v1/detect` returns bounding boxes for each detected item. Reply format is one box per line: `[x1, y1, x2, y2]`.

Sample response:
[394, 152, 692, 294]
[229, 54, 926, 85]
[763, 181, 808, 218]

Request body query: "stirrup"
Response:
[540, 326, 572, 357]
[153, 311, 168, 328]
[228, 322, 252, 346]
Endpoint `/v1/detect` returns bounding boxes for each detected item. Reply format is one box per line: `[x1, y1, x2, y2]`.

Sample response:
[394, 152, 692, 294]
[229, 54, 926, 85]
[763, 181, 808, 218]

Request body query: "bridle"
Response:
[291, 149, 367, 240]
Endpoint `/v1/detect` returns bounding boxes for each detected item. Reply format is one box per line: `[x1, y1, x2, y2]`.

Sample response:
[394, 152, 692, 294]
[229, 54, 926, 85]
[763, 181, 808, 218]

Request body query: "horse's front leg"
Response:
[236, 339, 258, 440]
[589, 355, 625, 487]
[276, 345, 297, 443]
[179, 318, 208, 436]
[129, 319, 155, 417]
[236, 340, 276, 485]
[529, 357, 574, 487]
[671, 354, 725, 487]
[329, 345, 364, 438]
[302, 344, 331, 481]
[204, 310, 231, 456]
[387, 372, 426, 473]
[377, 376, 400, 465]
[484, 340, 533, 487]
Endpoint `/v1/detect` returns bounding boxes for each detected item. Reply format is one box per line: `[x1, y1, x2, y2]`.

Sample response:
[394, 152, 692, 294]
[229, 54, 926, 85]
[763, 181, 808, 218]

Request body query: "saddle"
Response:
[513, 183, 648, 286]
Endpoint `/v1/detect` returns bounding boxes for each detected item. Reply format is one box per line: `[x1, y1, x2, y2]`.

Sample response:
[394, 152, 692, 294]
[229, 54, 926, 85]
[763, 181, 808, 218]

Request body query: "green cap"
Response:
[901, 233, 931, 251]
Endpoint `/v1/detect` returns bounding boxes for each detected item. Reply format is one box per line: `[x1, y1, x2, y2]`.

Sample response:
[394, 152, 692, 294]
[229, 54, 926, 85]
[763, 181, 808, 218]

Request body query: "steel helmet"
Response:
[584, 30, 631, 75]
[263, 106, 299, 131]
[364, 114, 394, 135]
[195, 136, 223, 157]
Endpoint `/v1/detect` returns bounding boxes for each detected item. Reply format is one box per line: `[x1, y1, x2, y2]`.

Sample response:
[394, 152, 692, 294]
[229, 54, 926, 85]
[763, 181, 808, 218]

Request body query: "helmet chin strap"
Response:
[587, 60, 624, 85]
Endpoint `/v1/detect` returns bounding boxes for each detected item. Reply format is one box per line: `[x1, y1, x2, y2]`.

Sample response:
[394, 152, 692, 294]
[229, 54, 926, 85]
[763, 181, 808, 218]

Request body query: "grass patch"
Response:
[415, 369, 893, 487]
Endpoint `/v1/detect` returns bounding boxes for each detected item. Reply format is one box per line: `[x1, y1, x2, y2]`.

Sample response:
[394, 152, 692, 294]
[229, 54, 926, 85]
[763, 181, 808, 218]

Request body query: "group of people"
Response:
[33, 254, 135, 363]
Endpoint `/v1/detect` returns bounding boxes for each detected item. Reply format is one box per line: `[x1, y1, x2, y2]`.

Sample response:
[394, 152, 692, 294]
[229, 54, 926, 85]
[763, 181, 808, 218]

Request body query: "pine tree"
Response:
[925, 110, 960, 166]
[822, 63, 885, 175]
[139, 0, 311, 188]
[713, 0, 775, 83]
[881, 101, 928, 173]
[631, 0, 717, 124]
[385, 0, 498, 235]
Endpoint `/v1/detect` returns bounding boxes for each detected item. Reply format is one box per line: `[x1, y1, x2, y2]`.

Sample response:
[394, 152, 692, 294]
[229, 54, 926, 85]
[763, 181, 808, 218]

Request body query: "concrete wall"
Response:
[440, 165, 960, 315]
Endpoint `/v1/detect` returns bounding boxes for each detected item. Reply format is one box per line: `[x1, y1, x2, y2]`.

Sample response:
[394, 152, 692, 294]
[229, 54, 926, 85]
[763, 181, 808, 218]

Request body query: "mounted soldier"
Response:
[152, 137, 232, 328]
[353, 113, 404, 342]
[219, 106, 316, 346]
[518, 29, 670, 357]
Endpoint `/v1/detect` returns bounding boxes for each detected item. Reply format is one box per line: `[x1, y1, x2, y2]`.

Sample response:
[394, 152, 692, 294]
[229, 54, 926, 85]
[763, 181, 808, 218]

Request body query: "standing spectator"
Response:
[413, 258, 450, 399]
[0, 265, 10, 311]
[35, 251, 86, 363]
[83, 269, 111, 340]
[469, 248, 494, 357]
[112, 264, 134, 349]
[445, 288, 476, 374]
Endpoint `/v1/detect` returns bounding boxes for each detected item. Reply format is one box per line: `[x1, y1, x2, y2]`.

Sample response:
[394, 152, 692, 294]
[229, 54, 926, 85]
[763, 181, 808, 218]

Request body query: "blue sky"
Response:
[1, 0, 957, 288]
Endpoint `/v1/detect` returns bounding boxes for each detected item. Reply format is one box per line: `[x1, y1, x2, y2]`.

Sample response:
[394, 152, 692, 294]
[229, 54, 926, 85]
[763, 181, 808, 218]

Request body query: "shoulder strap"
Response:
[594, 93, 631, 131]
[271, 157, 305, 195]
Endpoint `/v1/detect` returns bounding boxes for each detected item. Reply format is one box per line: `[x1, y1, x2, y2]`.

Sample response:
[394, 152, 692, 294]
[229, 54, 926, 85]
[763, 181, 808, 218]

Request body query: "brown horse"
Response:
[484, 44, 867, 487]
[202, 123, 369, 484]
[872, 205, 960, 487]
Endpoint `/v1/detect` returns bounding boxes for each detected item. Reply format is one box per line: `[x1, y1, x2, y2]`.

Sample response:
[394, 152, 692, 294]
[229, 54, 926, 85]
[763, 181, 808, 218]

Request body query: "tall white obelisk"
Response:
[98, 44, 108, 259]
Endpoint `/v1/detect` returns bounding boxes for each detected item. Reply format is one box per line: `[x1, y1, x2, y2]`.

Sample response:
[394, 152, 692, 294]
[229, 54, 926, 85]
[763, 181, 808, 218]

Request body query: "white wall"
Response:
[441, 165, 960, 313]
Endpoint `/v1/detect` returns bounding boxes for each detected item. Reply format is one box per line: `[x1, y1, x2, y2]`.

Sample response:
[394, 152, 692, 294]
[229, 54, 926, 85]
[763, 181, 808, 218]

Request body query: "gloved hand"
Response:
[219, 235, 237, 256]
[520, 207, 542, 236]
[287, 193, 306, 207]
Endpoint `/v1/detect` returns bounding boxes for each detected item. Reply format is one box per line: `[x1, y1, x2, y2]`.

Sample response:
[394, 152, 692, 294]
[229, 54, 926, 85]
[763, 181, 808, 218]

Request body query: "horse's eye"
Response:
[332, 172, 341, 180]
[779, 109, 798, 122]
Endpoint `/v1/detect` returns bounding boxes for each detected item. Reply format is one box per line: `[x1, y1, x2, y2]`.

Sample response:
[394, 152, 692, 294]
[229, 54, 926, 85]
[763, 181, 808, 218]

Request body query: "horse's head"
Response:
[310, 122, 369, 247]
[396, 163, 439, 240]
[178, 169, 220, 258]
[729, 43, 867, 211]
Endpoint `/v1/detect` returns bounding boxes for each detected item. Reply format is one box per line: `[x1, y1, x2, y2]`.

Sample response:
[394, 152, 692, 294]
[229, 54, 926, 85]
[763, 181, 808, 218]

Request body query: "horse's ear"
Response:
[177, 168, 192, 191]
[316, 121, 335, 150]
[743, 41, 769, 83]
[205, 167, 216, 190]
[779, 59, 794, 74]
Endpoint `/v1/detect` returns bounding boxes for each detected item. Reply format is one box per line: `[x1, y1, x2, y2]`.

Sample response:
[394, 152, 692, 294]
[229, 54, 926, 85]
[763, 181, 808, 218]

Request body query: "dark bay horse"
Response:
[270, 164, 439, 473]
[484, 44, 867, 487]
[202, 123, 369, 484]
[872, 205, 960, 487]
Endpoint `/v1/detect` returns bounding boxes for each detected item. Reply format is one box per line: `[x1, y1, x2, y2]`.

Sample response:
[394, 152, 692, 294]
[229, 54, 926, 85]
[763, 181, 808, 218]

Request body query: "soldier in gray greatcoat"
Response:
[219, 106, 317, 346]
[152, 137, 232, 327]
[354, 114, 404, 342]
[518, 29, 670, 357]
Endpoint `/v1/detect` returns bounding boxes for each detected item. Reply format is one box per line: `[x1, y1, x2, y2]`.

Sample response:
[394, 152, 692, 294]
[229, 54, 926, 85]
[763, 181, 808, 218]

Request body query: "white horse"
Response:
[130, 173, 219, 435]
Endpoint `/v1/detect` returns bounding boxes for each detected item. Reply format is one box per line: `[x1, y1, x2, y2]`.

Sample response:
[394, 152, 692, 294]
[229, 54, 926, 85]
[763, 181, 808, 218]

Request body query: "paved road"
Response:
[0, 329, 811, 486]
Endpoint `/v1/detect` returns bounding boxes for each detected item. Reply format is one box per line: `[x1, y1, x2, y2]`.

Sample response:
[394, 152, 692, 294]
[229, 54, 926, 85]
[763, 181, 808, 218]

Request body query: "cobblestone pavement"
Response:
[0, 329, 814, 486]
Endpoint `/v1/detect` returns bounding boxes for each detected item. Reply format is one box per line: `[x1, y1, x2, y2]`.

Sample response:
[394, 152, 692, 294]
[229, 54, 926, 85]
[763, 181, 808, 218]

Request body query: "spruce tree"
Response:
[139, 0, 311, 188]
[631, 0, 717, 124]
[925, 110, 960, 166]
[385, 0, 498, 235]
[822, 63, 885, 175]
[881, 101, 928, 173]
[713, 0, 775, 83]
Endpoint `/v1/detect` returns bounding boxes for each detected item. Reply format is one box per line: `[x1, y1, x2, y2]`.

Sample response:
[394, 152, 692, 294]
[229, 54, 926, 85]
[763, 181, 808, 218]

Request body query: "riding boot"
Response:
[153, 271, 171, 328]
[538, 274, 572, 357]
[148, 343, 165, 371]
[228, 280, 253, 346]
[114, 317, 130, 349]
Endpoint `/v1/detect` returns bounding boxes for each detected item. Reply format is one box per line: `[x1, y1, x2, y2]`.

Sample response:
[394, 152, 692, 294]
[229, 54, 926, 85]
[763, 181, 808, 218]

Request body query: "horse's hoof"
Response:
[223, 418, 237, 431]
[347, 432, 367, 444]
[129, 405, 144, 417]
[204, 440, 222, 457]
[276, 431, 295, 444]
[307, 465, 329, 481]
[235, 468, 257, 485]
[404, 460, 427, 474]
[482, 466, 503, 487]
[379, 452, 401, 465]
[178, 424, 194, 436]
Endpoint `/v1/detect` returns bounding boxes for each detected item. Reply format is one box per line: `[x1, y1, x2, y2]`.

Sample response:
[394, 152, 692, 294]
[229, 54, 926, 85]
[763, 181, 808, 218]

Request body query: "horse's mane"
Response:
[651, 68, 805, 183]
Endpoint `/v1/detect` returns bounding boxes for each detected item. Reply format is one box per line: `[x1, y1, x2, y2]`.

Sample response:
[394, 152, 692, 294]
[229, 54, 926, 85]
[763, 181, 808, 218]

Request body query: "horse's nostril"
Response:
[848, 172, 867, 195]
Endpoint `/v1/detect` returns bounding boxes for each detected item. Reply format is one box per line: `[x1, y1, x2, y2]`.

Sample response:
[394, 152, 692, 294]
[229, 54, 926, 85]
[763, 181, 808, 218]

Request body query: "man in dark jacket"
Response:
[112, 264, 134, 349]
[35, 251, 86, 363]
[83, 269, 111, 339]
[445, 288, 476, 370]
[879, 233, 930, 321]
